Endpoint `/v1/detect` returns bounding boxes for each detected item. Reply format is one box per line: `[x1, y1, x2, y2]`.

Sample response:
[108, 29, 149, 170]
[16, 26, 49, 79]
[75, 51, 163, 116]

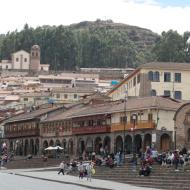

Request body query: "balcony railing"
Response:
[5, 129, 39, 138]
[111, 120, 156, 132]
[72, 125, 111, 135]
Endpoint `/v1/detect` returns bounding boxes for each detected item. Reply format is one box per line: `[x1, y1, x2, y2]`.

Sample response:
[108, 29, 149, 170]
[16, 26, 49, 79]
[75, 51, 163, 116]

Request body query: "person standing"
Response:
[78, 162, 84, 180]
[58, 161, 65, 175]
[174, 150, 180, 171]
[86, 162, 93, 181]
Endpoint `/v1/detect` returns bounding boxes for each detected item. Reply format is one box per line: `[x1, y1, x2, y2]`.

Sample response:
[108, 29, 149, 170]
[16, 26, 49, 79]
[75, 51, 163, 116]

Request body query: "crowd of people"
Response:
[58, 160, 95, 181]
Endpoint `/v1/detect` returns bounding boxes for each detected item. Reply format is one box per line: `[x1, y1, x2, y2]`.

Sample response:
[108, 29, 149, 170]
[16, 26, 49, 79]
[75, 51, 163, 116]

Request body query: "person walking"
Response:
[78, 162, 84, 180]
[86, 162, 93, 181]
[58, 161, 65, 175]
[174, 150, 180, 171]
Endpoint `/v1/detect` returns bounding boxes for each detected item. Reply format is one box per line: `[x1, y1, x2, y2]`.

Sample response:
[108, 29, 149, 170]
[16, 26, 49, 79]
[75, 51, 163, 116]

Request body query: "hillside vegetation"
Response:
[0, 20, 189, 70]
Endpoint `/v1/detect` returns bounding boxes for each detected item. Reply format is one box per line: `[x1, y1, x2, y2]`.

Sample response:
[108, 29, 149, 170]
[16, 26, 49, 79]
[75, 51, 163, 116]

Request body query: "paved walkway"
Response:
[0, 167, 160, 190]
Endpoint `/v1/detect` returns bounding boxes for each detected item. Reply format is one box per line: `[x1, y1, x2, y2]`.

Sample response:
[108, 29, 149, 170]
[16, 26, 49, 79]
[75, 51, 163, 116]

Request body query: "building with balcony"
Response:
[3, 93, 188, 157]
[4, 105, 64, 156]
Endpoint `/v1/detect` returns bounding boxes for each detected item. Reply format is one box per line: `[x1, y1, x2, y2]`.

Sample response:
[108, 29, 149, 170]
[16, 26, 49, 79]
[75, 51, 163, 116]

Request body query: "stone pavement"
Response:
[0, 167, 160, 190]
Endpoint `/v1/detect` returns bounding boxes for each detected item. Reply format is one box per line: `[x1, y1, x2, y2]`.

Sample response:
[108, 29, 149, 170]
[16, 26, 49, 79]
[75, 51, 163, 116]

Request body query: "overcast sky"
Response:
[1, 0, 190, 34]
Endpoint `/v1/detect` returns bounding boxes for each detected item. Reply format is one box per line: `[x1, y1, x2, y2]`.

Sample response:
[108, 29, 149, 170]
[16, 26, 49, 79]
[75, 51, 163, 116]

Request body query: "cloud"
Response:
[123, 0, 158, 5]
[0, 0, 190, 34]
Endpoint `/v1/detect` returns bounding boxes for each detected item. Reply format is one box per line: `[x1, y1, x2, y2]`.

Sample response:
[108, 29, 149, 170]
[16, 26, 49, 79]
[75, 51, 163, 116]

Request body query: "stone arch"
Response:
[78, 138, 85, 154]
[62, 139, 67, 153]
[10, 141, 13, 151]
[16, 140, 23, 156]
[49, 139, 54, 146]
[68, 139, 73, 155]
[34, 139, 39, 155]
[94, 137, 102, 154]
[160, 133, 170, 151]
[30, 139, 34, 155]
[115, 135, 123, 153]
[24, 139, 29, 156]
[86, 138, 93, 153]
[55, 139, 61, 146]
[43, 140, 48, 148]
[103, 136, 111, 154]
[134, 134, 142, 153]
[188, 129, 190, 142]
[125, 135, 132, 154]
[144, 134, 152, 150]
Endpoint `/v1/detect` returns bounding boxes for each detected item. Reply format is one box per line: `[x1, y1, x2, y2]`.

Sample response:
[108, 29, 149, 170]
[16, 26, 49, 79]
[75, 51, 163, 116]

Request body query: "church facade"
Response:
[0, 45, 49, 72]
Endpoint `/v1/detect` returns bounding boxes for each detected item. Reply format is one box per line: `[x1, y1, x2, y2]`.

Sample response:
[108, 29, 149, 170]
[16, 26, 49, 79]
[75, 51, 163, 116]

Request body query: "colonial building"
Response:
[3, 95, 188, 157]
[107, 62, 190, 101]
[4, 105, 64, 156]
[0, 45, 49, 72]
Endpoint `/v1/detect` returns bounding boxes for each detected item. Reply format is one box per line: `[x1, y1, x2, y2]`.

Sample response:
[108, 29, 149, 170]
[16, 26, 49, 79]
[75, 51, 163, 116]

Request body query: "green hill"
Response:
[0, 20, 159, 70]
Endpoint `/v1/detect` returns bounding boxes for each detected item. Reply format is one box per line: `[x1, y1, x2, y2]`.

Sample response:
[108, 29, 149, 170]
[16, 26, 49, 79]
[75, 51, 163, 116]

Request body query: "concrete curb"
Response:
[10, 173, 113, 190]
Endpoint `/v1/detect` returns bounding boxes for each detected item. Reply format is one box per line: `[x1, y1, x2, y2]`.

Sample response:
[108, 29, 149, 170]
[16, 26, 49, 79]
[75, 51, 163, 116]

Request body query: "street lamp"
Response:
[131, 113, 137, 159]
[123, 94, 127, 162]
[174, 126, 177, 150]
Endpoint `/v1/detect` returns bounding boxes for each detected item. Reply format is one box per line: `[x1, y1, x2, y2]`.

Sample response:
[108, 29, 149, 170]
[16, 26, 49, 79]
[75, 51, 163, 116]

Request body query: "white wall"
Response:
[12, 50, 30, 70]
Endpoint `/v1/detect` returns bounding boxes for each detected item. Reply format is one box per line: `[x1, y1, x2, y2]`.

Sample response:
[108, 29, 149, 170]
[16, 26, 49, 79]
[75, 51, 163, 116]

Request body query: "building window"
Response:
[164, 72, 171, 82]
[120, 116, 127, 124]
[164, 90, 171, 97]
[32, 52, 34, 56]
[154, 71, 160, 82]
[36, 52, 38, 56]
[148, 113, 153, 121]
[24, 98, 28, 101]
[174, 91, 182, 100]
[74, 94, 77, 99]
[16, 58, 19, 62]
[24, 58, 27, 62]
[133, 77, 136, 86]
[137, 74, 140, 83]
[64, 94, 68, 99]
[148, 71, 153, 81]
[56, 94, 60, 99]
[175, 73, 181, 83]
[6, 65, 8, 69]
[151, 89, 157, 96]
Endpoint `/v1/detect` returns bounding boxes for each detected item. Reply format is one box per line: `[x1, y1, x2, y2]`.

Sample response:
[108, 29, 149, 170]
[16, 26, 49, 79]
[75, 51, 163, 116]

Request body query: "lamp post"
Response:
[131, 113, 137, 159]
[174, 126, 177, 150]
[123, 94, 127, 163]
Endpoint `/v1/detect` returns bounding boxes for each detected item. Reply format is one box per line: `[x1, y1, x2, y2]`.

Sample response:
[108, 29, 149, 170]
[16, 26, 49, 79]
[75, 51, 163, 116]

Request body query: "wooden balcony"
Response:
[111, 120, 156, 132]
[72, 125, 111, 135]
[5, 129, 39, 138]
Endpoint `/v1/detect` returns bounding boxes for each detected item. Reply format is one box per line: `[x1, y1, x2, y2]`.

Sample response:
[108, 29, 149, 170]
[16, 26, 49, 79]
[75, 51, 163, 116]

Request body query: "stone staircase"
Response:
[93, 162, 190, 190]
[5, 157, 62, 169]
[4, 157, 190, 190]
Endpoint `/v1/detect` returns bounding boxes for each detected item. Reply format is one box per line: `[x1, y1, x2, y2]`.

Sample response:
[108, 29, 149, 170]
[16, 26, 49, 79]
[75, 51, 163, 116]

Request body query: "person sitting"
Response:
[106, 156, 114, 168]
[139, 160, 151, 176]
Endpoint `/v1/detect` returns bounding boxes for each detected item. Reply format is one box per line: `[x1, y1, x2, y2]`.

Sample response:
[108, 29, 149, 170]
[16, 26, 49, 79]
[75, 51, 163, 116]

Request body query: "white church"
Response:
[0, 45, 49, 72]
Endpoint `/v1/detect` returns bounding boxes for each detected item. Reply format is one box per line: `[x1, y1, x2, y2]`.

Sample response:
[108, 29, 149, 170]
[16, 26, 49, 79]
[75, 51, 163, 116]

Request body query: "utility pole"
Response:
[123, 93, 127, 163]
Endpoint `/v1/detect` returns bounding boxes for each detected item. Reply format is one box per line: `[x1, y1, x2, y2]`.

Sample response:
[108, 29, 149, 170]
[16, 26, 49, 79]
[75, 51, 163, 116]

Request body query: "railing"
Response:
[72, 125, 111, 135]
[111, 120, 156, 132]
[5, 129, 39, 138]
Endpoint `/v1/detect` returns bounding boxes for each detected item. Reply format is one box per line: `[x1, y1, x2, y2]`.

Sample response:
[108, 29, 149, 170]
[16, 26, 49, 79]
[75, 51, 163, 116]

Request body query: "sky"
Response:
[0, 0, 190, 34]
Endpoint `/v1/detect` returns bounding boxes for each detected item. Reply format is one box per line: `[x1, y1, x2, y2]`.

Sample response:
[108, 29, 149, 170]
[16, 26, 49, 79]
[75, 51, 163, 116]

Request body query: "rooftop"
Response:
[139, 62, 190, 71]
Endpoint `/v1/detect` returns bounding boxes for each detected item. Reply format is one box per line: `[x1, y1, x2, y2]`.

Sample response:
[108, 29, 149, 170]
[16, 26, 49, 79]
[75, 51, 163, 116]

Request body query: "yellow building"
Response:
[107, 62, 190, 101]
